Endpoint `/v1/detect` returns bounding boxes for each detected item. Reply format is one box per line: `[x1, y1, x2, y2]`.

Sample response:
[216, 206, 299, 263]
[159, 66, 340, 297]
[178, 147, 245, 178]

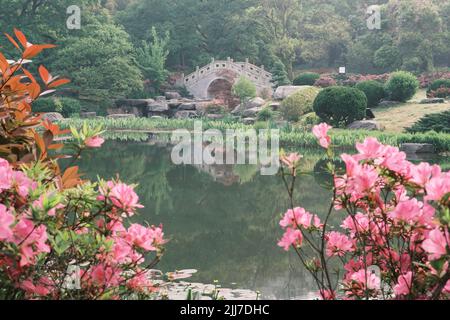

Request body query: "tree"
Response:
[134, 27, 170, 92]
[232, 76, 257, 104]
[51, 20, 143, 104]
[271, 59, 291, 88]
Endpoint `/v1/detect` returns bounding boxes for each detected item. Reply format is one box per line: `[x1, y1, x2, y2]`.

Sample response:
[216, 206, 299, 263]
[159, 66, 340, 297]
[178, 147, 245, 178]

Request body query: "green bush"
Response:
[280, 87, 320, 122]
[293, 72, 320, 86]
[407, 110, 450, 133]
[313, 86, 367, 126]
[257, 107, 275, 121]
[297, 112, 321, 129]
[385, 71, 419, 102]
[355, 80, 386, 108]
[429, 79, 450, 91]
[32, 97, 82, 117]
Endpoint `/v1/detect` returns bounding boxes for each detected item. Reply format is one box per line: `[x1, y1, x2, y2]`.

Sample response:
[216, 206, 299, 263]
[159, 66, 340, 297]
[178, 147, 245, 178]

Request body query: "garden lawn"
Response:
[373, 90, 450, 133]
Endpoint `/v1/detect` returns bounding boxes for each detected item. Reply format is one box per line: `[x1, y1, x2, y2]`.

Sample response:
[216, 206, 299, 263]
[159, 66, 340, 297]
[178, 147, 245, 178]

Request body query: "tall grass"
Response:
[58, 118, 450, 152]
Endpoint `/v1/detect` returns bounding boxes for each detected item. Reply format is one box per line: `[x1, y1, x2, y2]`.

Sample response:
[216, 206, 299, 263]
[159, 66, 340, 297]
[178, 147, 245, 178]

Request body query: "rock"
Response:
[155, 96, 166, 102]
[148, 101, 169, 113]
[378, 100, 399, 107]
[80, 112, 97, 119]
[168, 100, 182, 109]
[245, 97, 265, 109]
[242, 117, 256, 125]
[242, 107, 262, 118]
[347, 120, 382, 131]
[366, 108, 375, 119]
[273, 86, 313, 100]
[150, 115, 165, 119]
[419, 98, 445, 104]
[400, 143, 435, 154]
[174, 110, 198, 119]
[115, 99, 154, 108]
[107, 114, 135, 119]
[206, 114, 224, 120]
[269, 102, 281, 111]
[41, 112, 64, 122]
[231, 104, 242, 115]
[178, 102, 196, 111]
[165, 91, 182, 100]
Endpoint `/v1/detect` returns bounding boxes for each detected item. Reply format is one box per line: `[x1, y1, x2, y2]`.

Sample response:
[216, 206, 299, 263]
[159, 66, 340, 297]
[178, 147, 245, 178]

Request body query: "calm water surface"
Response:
[77, 137, 446, 299]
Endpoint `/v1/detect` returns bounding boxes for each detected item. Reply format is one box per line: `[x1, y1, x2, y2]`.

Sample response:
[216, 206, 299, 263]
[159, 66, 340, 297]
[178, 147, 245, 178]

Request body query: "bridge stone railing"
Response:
[183, 57, 272, 90]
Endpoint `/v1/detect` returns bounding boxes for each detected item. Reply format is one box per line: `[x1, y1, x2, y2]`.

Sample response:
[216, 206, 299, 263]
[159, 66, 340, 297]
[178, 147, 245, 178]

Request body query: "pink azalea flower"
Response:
[355, 137, 384, 160]
[409, 162, 441, 187]
[109, 182, 144, 216]
[326, 231, 354, 257]
[0, 204, 14, 241]
[422, 228, 449, 260]
[341, 153, 359, 177]
[312, 123, 332, 149]
[11, 171, 36, 198]
[88, 264, 122, 288]
[280, 153, 302, 169]
[389, 198, 422, 223]
[393, 271, 413, 297]
[85, 136, 105, 148]
[349, 269, 380, 290]
[278, 227, 303, 251]
[425, 173, 450, 201]
[341, 213, 370, 234]
[279, 207, 320, 229]
[126, 224, 165, 252]
[0, 158, 13, 192]
[12, 219, 51, 266]
[353, 164, 379, 194]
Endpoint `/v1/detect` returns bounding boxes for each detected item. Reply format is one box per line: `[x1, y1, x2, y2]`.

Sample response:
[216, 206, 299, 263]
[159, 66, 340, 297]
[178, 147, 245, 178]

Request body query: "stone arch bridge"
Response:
[182, 58, 273, 101]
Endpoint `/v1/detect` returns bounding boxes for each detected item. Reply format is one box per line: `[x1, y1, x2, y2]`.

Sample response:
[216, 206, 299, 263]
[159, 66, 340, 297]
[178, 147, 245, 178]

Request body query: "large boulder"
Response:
[115, 99, 154, 108]
[242, 107, 262, 118]
[245, 97, 266, 109]
[273, 86, 313, 100]
[347, 120, 382, 131]
[41, 112, 64, 122]
[206, 114, 225, 120]
[168, 100, 182, 109]
[148, 100, 169, 113]
[165, 91, 182, 100]
[178, 102, 196, 111]
[400, 143, 436, 154]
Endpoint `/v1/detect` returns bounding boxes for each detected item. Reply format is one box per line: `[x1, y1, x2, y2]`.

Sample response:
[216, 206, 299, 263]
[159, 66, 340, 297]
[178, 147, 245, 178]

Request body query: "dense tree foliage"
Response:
[1, 0, 448, 104]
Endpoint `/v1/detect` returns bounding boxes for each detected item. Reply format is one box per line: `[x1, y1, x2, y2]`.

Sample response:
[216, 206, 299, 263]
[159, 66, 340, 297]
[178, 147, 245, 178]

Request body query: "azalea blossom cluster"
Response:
[0, 157, 165, 299]
[278, 124, 450, 300]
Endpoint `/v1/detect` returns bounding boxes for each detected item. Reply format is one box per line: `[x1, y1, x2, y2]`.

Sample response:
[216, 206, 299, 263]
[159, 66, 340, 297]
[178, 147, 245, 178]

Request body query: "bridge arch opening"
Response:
[206, 78, 238, 108]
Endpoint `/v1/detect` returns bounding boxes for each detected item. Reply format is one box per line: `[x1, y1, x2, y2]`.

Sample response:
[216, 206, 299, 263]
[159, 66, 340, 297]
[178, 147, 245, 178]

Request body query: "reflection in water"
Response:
[77, 137, 446, 299]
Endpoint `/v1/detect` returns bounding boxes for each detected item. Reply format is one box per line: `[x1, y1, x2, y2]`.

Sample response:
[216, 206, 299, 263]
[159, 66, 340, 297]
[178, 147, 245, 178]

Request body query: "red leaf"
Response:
[14, 28, 28, 48]
[0, 52, 8, 74]
[4, 33, 20, 50]
[38, 65, 52, 84]
[48, 78, 71, 88]
[22, 44, 56, 59]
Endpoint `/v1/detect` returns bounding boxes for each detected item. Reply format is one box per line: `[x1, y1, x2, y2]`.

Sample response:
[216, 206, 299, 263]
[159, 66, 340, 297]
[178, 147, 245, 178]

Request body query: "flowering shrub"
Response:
[278, 123, 450, 300]
[0, 30, 166, 299]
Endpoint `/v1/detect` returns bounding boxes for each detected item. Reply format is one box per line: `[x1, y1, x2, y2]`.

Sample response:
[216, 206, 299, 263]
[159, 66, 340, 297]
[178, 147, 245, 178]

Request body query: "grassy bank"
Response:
[59, 117, 450, 152]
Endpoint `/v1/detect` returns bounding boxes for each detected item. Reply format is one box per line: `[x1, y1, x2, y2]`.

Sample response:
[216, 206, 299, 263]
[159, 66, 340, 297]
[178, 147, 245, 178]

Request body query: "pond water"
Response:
[77, 136, 446, 300]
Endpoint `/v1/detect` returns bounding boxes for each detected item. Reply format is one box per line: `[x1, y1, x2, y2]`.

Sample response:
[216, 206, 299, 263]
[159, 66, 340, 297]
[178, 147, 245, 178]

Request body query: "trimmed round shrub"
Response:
[407, 110, 450, 133]
[355, 80, 386, 108]
[280, 86, 320, 122]
[32, 97, 82, 117]
[313, 86, 367, 126]
[385, 71, 419, 102]
[293, 72, 320, 86]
